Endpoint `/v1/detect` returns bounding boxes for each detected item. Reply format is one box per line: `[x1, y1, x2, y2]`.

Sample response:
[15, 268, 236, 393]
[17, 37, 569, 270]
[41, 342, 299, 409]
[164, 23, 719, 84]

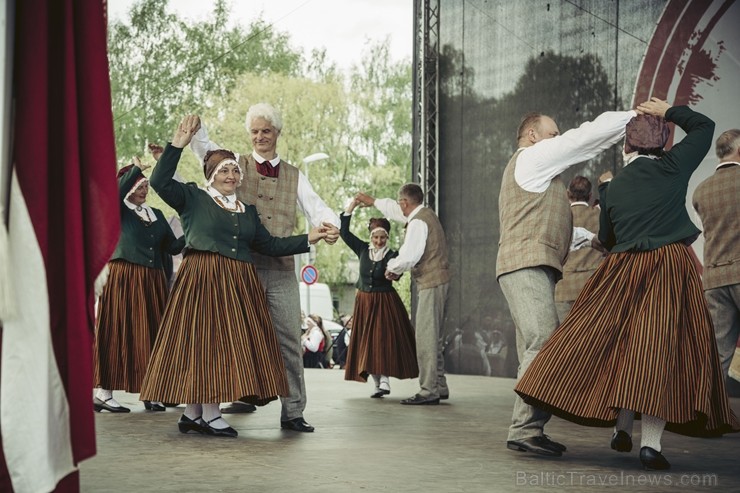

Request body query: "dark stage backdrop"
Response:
[428, 0, 740, 379]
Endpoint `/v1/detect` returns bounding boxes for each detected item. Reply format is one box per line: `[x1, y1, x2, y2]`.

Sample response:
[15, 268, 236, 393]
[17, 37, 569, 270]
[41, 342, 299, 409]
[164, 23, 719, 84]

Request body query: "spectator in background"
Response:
[692, 128, 740, 378]
[302, 314, 331, 368]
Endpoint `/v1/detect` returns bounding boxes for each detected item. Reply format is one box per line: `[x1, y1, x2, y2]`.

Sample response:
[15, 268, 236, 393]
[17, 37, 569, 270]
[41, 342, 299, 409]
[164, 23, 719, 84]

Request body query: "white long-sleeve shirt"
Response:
[190, 124, 340, 228]
[374, 198, 428, 275]
[515, 110, 637, 193]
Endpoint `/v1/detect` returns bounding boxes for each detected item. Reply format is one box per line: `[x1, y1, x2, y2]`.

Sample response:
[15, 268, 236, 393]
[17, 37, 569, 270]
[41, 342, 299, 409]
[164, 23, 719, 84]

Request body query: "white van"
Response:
[299, 282, 335, 321]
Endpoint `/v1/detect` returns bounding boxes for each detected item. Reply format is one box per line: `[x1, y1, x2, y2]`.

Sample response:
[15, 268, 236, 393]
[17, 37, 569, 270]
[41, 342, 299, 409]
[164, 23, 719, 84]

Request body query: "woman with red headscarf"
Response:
[93, 157, 184, 413]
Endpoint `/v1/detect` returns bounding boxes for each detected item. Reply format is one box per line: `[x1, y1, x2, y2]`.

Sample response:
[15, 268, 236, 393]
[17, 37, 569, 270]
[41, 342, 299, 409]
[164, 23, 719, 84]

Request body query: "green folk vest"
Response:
[411, 207, 451, 289]
[237, 154, 299, 271]
[496, 149, 572, 280]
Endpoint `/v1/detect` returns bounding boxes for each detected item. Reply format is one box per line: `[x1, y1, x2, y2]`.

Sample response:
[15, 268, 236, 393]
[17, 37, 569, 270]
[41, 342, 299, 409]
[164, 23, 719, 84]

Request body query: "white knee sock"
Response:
[641, 414, 666, 452]
[95, 388, 123, 407]
[202, 403, 230, 429]
[371, 374, 381, 389]
[184, 403, 203, 421]
[379, 375, 390, 391]
[95, 388, 113, 401]
[615, 408, 635, 436]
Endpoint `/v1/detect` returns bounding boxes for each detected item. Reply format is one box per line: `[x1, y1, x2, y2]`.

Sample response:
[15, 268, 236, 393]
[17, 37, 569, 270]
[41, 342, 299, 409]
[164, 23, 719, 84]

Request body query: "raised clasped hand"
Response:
[323, 222, 340, 245]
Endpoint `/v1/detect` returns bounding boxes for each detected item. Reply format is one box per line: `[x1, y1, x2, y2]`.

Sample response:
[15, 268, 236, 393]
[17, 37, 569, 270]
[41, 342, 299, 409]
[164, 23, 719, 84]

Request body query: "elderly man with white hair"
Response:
[191, 103, 340, 432]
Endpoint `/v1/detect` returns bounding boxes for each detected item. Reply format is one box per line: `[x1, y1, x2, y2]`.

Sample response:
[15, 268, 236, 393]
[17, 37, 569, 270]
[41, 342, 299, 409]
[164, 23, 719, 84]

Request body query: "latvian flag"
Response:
[0, 1, 120, 492]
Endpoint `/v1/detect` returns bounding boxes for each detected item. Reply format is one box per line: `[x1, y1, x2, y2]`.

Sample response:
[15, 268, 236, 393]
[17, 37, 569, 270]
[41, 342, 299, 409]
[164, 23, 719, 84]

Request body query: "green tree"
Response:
[108, 0, 302, 164]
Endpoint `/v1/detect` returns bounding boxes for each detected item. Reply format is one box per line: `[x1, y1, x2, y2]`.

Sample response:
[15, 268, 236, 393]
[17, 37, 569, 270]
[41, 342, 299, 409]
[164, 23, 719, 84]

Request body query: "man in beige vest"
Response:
[190, 104, 340, 432]
[555, 176, 604, 323]
[497, 109, 635, 457]
[356, 184, 451, 405]
[692, 128, 740, 378]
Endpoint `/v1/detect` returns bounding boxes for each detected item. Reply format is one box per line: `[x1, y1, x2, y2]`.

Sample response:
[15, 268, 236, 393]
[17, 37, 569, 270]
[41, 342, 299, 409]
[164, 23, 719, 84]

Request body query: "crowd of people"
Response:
[93, 98, 739, 470]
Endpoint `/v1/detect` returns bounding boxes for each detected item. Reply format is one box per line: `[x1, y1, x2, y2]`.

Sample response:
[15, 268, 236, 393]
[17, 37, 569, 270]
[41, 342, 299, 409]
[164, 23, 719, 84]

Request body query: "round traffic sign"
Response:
[301, 264, 319, 285]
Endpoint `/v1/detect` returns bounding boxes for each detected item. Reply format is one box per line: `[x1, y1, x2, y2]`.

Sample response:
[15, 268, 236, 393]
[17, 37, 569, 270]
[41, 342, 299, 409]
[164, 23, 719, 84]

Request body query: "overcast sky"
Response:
[107, 0, 414, 71]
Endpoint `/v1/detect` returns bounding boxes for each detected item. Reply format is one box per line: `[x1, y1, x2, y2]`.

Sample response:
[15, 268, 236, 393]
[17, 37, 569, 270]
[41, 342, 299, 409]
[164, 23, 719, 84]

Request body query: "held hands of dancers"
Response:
[308, 222, 340, 245]
[132, 155, 151, 172]
[171, 115, 202, 148]
[354, 192, 375, 207]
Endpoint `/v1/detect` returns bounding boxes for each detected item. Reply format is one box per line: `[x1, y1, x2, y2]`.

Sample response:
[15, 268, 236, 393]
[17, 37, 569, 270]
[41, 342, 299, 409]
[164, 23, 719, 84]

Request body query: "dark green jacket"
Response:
[599, 106, 714, 252]
[112, 166, 184, 269]
[150, 144, 309, 262]
[340, 212, 398, 292]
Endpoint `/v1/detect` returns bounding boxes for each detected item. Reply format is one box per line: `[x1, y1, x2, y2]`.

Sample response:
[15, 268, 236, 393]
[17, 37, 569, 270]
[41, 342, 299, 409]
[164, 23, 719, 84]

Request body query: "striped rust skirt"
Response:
[515, 243, 739, 437]
[344, 290, 419, 382]
[140, 251, 288, 405]
[94, 260, 168, 392]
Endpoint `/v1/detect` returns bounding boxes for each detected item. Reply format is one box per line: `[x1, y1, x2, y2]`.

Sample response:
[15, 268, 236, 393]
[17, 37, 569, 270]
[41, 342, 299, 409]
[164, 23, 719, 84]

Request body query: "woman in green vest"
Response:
[140, 115, 328, 438]
[340, 198, 418, 398]
[515, 99, 739, 470]
[93, 158, 184, 414]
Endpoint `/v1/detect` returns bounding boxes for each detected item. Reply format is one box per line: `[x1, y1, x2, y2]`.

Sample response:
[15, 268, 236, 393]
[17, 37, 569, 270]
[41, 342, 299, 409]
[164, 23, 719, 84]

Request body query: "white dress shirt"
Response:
[374, 198, 428, 275]
[190, 124, 340, 228]
[515, 110, 637, 193]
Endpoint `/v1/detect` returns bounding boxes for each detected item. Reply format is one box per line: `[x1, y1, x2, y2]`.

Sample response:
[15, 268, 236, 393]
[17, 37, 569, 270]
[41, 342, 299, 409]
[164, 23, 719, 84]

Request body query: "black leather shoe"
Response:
[507, 437, 562, 457]
[221, 399, 257, 414]
[640, 446, 670, 470]
[143, 401, 166, 412]
[93, 396, 130, 413]
[203, 417, 238, 438]
[177, 414, 206, 434]
[540, 435, 567, 453]
[439, 393, 449, 400]
[280, 417, 315, 432]
[611, 430, 633, 452]
[370, 388, 390, 398]
[400, 394, 440, 405]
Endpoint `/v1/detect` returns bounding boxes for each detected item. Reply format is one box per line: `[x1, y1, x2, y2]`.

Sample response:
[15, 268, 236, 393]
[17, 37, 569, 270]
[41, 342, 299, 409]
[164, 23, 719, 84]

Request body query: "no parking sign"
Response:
[301, 264, 319, 285]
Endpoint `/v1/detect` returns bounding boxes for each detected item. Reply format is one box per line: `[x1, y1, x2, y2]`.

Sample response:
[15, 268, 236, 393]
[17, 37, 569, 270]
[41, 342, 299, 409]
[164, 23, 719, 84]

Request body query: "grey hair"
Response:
[244, 103, 283, 132]
[715, 129, 740, 160]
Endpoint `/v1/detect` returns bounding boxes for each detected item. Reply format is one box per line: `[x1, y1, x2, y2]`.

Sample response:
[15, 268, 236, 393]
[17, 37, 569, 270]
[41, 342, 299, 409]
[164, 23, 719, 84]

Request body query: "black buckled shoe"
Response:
[280, 417, 315, 432]
[177, 414, 206, 434]
[370, 388, 390, 398]
[143, 401, 166, 412]
[640, 447, 670, 470]
[203, 417, 238, 438]
[93, 396, 130, 413]
[610, 430, 633, 452]
[507, 437, 562, 457]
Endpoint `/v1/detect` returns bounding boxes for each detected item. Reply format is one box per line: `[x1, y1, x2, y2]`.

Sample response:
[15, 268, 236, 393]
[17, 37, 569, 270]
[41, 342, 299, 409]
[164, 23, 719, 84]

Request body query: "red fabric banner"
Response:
[8, 0, 120, 490]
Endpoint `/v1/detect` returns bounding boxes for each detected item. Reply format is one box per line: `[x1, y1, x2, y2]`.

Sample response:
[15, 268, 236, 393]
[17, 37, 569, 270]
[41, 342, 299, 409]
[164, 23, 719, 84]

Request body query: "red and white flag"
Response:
[1, 1, 120, 492]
